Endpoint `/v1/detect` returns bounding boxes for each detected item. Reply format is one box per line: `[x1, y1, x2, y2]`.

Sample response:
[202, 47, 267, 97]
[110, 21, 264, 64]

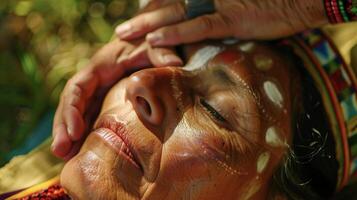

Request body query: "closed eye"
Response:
[200, 98, 227, 123]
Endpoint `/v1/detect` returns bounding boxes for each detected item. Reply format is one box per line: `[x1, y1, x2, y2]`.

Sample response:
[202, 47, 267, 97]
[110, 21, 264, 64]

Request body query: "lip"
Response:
[94, 116, 142, 171]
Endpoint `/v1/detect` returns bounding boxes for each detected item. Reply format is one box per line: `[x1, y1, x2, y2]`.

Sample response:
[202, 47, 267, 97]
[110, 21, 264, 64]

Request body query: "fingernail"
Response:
[147, 33, 164, 46]
[51, 134, 60, 155]
[51, 140, 57, 152]
[116, 55, 129, 64]
[67, 125, 75, 139]
[163, 54, 183, 66]
[115, 23, 132, 38]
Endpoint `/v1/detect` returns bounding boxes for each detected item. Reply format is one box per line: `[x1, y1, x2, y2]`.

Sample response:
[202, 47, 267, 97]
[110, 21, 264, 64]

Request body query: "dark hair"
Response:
[271, 46, 339, 199]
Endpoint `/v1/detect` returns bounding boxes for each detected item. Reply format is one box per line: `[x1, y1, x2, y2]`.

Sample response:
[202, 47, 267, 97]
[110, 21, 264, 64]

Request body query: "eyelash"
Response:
[200, 98, 227, 123]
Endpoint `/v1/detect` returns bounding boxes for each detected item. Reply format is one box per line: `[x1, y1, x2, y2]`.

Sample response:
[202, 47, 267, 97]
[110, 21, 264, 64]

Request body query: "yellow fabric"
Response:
[6, 176, 60, 200]
[0, 138, 64, 193]
[323, 22, 357, 73]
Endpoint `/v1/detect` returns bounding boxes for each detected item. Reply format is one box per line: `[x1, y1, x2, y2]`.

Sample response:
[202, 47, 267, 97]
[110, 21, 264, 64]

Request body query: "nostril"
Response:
[136, 96, 152, 116]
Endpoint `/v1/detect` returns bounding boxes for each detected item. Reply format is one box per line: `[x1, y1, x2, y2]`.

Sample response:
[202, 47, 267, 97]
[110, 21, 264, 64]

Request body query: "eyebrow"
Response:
[210, 67, 237, 86]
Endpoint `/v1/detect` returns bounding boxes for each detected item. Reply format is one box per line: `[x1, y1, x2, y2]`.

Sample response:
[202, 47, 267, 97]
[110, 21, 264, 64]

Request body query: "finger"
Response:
[125, 42, 153, 68]
[148, 46, 183, 67]
[52, 95, 72, 159]
[62, 88, 106, 161]
[56, 39, 136, 142]
[95, 39, 142, 84]
[52, 39, 144, 159]
[146, 13, 232, 46]
[115, 2, 186, 40]
[61, 72, 99, 141]
[51, 123, 72, 158]
[62, 103, 85, 141]
[53, 97, 65, 137]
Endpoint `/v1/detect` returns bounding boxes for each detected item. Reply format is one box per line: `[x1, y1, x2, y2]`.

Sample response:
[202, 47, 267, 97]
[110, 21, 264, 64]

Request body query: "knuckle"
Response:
[199, 16, 216, 32]
[64, 78, 76, 92]
[172, 2, 186, 20]
[137, 17, 151, 32]
[220, 14, 234, 28]
[218, 15, 235, 36]
[62, 83, 83, 106]
[163, 26, 181, 43]
[71, 84, 83, 98]
[66, 77, 76, 86]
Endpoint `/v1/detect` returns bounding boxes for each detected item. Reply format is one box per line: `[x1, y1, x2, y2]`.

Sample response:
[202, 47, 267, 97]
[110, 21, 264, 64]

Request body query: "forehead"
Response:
[183, 42, 274, 75]
[185, 42, 294, 81]
[183, 46, 253, 88]
[183, 45, 224, 71]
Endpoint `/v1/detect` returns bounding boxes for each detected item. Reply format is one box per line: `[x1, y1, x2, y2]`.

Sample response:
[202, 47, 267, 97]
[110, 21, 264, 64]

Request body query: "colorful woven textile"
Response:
[288, 29, 357, 191]
[3, 176, 70, 200]
[325, 0, 357, 23]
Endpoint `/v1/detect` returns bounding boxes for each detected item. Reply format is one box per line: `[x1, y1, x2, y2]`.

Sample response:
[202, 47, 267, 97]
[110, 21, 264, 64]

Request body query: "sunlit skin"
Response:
[61, 42, 300, 199]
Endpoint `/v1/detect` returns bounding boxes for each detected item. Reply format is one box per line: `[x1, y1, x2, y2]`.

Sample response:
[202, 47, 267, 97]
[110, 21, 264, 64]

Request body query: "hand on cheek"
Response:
[51, 69, 97, 159]
[51, 39, 183, 159]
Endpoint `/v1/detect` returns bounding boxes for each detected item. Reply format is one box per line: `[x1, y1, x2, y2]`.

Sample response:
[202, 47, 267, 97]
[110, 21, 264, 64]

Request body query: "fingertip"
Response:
[162, 54, 183, 66]
[67, 125, 75, 140]
[51, 143, 64, 158]
[115, 23, 132, 39]
[67, 120, 84, 141]
[64, 107, 85, 141]
[51, 131, 72, 158]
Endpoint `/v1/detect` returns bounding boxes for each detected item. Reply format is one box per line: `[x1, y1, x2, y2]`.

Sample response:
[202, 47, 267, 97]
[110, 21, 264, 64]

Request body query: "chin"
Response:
[60, 133, 143, 200]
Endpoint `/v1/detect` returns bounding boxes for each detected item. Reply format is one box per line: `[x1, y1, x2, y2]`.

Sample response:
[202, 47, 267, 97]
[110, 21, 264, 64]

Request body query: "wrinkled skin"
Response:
[61, 42, 299, 199]
[116, 0, 327, 43]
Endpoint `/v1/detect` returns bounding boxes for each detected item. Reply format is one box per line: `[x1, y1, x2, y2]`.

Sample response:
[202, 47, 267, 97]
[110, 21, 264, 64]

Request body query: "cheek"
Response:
[159, 135, 213, 182]
[158, 127, 235, 183]
[198, 133, 278, 181]
[100, 78, 128, 114]
[161, 111, 259, 180]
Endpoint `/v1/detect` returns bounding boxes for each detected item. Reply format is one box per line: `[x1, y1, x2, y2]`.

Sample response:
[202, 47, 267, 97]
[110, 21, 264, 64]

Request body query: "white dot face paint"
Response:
[256, 152, 270, 174]
[263, 81, 283, 108]
[241, 180, 262, 200]
[239, 42, 255, 52]
[254, 54, 273, 71]
[184, 46, 223, 71]
[265, 127, 285, 147]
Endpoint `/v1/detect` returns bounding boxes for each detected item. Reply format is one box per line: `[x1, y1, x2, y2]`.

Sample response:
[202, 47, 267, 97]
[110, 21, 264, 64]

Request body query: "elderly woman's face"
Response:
[61, 43, 296, 199]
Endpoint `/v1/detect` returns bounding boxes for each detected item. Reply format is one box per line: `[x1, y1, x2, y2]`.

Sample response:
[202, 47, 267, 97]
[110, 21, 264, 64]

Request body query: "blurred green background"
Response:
[0, 0, 137, 167]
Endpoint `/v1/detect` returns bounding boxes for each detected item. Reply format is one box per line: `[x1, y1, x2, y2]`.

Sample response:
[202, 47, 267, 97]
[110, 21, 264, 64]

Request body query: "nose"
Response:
[126, 67, 190, 128]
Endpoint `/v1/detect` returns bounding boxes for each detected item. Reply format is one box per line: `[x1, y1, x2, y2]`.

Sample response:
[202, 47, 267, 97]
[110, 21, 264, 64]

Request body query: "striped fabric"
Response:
[287, 29, 357, 191]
